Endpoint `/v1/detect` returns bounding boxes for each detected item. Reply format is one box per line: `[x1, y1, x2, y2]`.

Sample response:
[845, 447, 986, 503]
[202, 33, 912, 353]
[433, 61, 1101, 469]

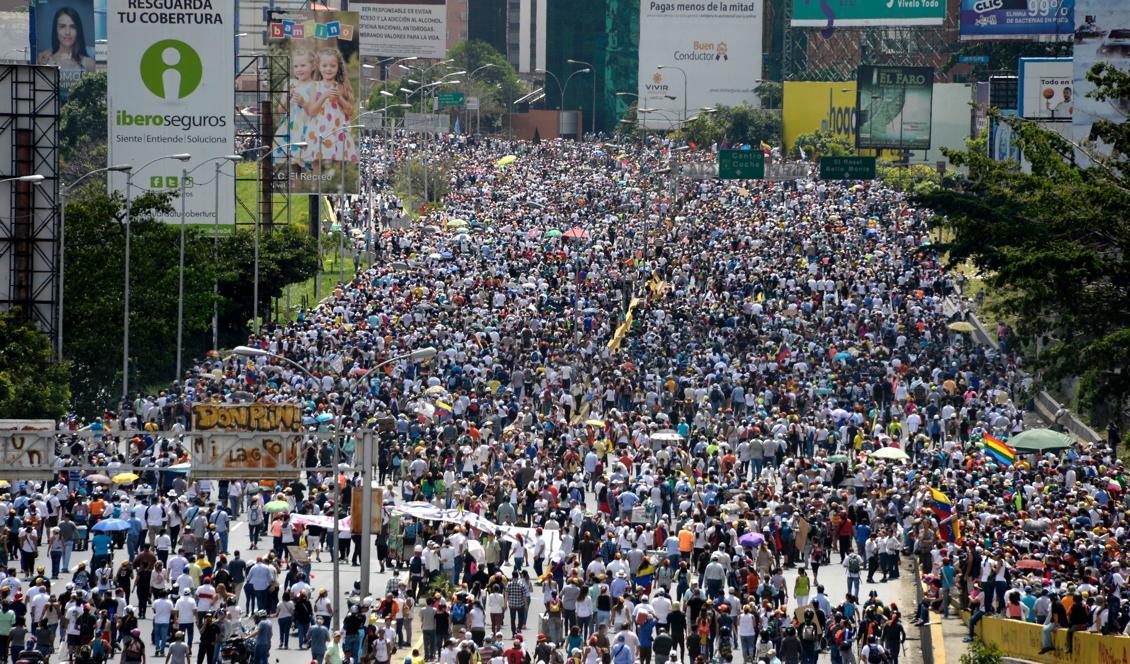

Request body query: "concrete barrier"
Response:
[976, 614, 1130, 664]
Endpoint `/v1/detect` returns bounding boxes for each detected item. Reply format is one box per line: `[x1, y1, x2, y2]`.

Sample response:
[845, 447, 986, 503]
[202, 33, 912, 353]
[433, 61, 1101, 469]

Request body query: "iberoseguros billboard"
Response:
[784, 81, 972, 165]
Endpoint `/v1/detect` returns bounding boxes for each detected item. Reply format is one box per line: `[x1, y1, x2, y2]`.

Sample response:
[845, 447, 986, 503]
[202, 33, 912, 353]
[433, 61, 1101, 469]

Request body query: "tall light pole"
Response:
[567, 59, 597, 135]
[121, 153, 191, 403]
[536, 68, 590, 138]
[246, 143, 306, 336]
[657, 65, 688, 125]
[464, 64, 496, 134]
[510, 88, 545, 140]
[176, 155, 242, 382]
[58, 165, 132, 360]
[232, 344, 439, 625]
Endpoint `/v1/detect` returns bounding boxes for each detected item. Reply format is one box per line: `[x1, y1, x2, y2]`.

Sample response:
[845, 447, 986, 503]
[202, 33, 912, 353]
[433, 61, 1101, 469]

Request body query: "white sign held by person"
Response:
[106, 0, 235, 225]
[355, 0, 447, 59]
[638, 1, 764, 130]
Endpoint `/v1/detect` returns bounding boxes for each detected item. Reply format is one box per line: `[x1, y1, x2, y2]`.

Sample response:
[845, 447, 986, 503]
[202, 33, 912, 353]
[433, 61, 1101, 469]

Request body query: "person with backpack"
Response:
[860, 636, 886, 664]
[880, 611, 906, 664]
[834, 618, 856, 664]
[843, 551, 863, 600]
[798, 611, 820, 664]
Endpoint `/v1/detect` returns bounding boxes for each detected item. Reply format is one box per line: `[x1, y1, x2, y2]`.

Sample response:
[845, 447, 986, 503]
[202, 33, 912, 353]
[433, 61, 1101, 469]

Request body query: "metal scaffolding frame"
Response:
[0, 64, 59, 346]
[235, 53, 292, 231]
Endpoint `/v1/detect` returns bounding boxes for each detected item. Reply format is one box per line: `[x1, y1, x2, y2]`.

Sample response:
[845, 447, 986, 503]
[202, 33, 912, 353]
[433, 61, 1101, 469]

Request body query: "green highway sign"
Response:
[437, 92, 465, 107]
[718, 150, 765, 179]
[819, 156, 877, 180]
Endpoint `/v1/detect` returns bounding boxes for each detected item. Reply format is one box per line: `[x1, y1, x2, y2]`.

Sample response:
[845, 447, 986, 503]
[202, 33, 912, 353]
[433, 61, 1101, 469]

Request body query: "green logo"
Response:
[139, 40, 203, 100]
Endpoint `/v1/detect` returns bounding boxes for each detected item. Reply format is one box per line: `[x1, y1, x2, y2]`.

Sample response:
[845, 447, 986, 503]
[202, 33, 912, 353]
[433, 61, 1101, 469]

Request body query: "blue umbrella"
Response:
[92, 519, 130, 532]
[316, 413, 335, 423]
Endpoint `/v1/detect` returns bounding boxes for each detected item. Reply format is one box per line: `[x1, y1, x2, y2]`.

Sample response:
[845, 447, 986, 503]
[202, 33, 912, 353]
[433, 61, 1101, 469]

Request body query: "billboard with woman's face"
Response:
[31, 0, 98, 99]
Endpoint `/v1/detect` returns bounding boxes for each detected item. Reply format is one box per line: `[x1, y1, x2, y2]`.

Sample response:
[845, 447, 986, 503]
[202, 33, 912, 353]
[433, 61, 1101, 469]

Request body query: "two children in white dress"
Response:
[277, 46, 358, 174]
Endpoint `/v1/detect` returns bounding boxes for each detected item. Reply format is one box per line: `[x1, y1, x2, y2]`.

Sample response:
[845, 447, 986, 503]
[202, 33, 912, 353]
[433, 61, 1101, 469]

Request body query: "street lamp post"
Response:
[509, 88, 545, 140]
[121, 154, 191, 402]
[657, 65, 688, 125]
[231, 344, 439, 624]
[567, 59, 597, 135]
[176, 155, 242, 382]
[245, 143, 306, 336]
[536, 68, 591, 138]
[58, 166, 132, 359]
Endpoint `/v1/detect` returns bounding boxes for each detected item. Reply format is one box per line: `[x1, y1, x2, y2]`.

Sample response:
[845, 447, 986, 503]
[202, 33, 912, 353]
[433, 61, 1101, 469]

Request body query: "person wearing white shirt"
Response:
[152, 593, 176, 655]
[174, 589, 198, 648]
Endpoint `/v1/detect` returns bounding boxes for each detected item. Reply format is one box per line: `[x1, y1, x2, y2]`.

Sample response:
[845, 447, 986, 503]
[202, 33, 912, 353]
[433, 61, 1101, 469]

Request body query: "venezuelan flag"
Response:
[929, 488, 960, 543]
[982, 434, 1016, 467]
[775, 342, 790, 363]
[245, 360, 258, 385]
[436, 400, 454, 418]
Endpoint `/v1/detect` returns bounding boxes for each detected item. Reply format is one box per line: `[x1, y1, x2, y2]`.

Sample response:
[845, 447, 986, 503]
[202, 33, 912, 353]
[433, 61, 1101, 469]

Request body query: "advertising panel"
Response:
[1018, 57, 1073, 120]
[791, 0, 945, 28]
[106, 0, 235, 226]
[30, 0, 98, 99]
[1073, 0, 1130, 166]
[989, 109, 1022, 162]
[856, 65, 934, 151]
[353, 0, 447, 59]
[269, 10, 361, 195]
[784, 82, 968, 164]
[783, 81, 859, 151]
[959, 0, 1074, 41]
[638, 1, 763, 131]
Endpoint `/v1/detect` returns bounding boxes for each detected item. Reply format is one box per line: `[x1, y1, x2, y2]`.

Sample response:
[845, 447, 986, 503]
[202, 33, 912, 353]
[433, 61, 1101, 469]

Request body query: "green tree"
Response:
[0, 310, 70, 419]
[59, 72, 108, 183]
[755, 81, 783, 109]
[877, 162, 941, 196]
[717, 104, 782, 146]
[63, 189, 218, 413]
[919, 83, 1130, 427]
[215, 226, 319, 337]
[792, 128, 855, 159]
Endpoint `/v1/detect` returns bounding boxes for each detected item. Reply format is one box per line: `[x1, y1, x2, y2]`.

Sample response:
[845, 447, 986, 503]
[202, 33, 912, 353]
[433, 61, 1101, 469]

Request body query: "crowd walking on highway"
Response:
[8, 132, 1121, 664]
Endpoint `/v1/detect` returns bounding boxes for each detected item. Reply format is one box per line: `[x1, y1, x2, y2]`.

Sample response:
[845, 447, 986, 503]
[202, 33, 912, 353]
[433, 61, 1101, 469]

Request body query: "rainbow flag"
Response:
[929, 488, 960, 543]
[981, 434, 1016, 467]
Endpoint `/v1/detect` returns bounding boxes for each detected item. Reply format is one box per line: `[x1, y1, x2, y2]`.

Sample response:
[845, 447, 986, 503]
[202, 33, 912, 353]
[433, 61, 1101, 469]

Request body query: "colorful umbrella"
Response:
[1008, 428, 1075, 453]
[584, 419, 606, 427]
[562, 227, 589, 240]
[947, 321, 976, 333]
[86, 473, 111, 484]
[739, 532, 765, 547]
[112, 472, 140, 484]
[496, 155, 518, 167]
[543, 229, 563, 238]
[92, 518, 130, 532]
[264, 500, 291, 513]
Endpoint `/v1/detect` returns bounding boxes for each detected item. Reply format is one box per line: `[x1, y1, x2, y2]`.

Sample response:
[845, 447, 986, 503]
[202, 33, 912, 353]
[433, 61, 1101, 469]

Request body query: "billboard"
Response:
[354, 0, 447, 59]
[269, 10, 361, 195]
[106, 0, 235, 226]
[1073, 1, 1130, 166]
[783, 81, 858, 151]
[638, 1, 763, 130]
[856, 65, 934, 151]
[30, 0, 98, 99]
[959, 0, 1074, 41]
[791, 0, 945, 28]
[1018, 57, 1073, 120]
[989, 109, 1022, 162]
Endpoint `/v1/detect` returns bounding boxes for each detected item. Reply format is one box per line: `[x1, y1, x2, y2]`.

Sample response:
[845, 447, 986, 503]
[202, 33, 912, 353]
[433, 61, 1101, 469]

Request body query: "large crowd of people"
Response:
[13, 132, 1122, 664]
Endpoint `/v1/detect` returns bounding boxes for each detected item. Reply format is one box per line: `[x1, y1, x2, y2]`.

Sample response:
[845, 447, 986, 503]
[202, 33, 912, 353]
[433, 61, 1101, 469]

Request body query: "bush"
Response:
[959, 639, 1002, 664]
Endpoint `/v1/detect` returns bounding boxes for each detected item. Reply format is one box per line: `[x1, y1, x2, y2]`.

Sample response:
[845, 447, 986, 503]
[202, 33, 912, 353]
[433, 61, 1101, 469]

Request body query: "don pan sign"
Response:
[190, 432, 305, 478]
[192, 404, 303, 432]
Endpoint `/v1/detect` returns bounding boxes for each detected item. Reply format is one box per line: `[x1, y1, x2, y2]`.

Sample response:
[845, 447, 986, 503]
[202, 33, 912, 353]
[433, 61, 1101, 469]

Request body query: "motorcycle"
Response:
[219, 635, 256, 664]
